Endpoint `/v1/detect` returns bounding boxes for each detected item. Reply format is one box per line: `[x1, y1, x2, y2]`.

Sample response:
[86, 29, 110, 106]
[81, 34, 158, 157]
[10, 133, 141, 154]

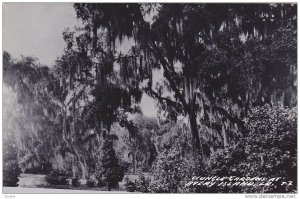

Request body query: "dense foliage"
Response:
[210, 105, 297, 193]
[150, 152, 207, 193]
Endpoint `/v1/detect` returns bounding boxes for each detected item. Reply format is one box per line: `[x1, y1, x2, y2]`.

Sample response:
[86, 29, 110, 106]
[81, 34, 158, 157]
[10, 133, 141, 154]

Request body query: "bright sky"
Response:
[3, 2, 79, 66]
[2, 2, 157, 117]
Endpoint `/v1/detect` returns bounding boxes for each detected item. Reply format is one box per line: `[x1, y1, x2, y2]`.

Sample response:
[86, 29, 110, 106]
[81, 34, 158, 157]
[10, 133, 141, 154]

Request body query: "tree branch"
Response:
[147, 43, 188, 109]
[144, 86, 182, 111]
[66, 84, 88, 107]
[211, 105, 246, 132]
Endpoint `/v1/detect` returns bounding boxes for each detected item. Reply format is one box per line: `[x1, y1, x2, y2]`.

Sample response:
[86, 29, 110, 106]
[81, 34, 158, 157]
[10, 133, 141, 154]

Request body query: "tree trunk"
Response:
[71, 98, 76, 142]
[132, 153, 136, 174]
[79, 158, 88, 179]
[62, 107, 88, 179]
[71, 145, 89, 179]
[222, 125, 227, 148]
[188, 109, 203, 157]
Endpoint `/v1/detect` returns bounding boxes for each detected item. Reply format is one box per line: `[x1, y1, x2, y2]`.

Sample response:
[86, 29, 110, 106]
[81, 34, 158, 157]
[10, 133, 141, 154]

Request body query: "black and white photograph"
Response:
[2, 2, 297, 195]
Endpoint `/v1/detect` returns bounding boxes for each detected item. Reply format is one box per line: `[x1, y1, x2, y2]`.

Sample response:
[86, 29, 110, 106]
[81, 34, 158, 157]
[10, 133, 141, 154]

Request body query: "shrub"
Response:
[3, 139, 21, 187]
[24, 162, 52, 174]
[210, 105, 297, 193]
[71, 177, 80, 187]
[97, 177, 107, 188]
[149, 149, 208, 193]
[135, 174, 151, 193]
[95, 138, 125, 190]
[125, 174, 152, 193]
[86, 179, 95, 187]
[45, 170, 69, 185]
[125, 180, 136, 192]
[3, 160, 21, 187]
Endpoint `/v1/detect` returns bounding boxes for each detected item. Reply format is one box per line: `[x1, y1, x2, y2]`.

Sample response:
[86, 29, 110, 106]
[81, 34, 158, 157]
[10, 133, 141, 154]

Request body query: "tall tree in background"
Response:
[3, 52, 59, 173]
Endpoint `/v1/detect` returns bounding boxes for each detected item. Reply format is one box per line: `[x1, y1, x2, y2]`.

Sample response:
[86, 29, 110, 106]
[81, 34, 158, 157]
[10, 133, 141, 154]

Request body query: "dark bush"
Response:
[86, 179, 95, 187]
[45, 170, 69, 185]
[125, 180, 136, 192]
[97, 177, 107, 188]
[3, 161, 21, 187]
[135, 174, 151, 193]
[24, 162, 52, 174]
[95, 138, 125, 190]
[71, 177, 80, 187]
[125, 174, 151, 192]
[3, 139, 22, 187]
